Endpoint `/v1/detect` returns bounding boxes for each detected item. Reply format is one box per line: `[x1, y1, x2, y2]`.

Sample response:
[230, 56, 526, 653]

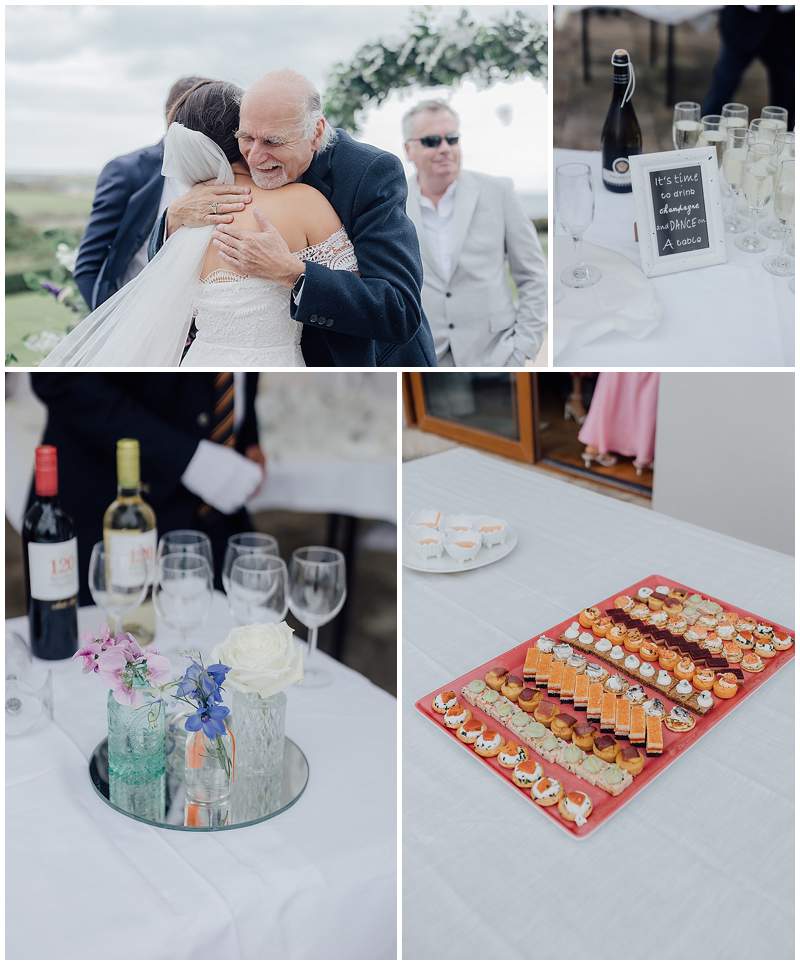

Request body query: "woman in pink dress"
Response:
[577, 373, 660, 474]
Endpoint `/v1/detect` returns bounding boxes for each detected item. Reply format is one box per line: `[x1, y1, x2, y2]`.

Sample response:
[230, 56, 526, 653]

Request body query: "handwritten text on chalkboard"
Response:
[648, 165, 709, 257]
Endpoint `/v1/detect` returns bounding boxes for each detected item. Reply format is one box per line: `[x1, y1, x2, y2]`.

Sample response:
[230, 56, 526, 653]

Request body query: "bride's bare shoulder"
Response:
[259, 183, 342, 244]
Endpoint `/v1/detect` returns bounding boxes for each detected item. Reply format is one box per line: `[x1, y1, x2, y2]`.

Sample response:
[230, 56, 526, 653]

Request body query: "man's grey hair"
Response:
[402, 99, 460, 141]
[303, 87, 336, 152]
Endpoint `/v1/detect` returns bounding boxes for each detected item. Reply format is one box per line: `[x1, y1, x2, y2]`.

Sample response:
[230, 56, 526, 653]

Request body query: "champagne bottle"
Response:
[103, 439, 157, 644]
[601, 48, 642, 193]
[22, 445, 79, 660]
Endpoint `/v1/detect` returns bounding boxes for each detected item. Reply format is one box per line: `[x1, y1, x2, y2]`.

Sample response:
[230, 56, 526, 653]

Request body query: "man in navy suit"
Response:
[28, 373, 264, 605]
[151, 70, 436, 367]
[74, 76, 208, 310]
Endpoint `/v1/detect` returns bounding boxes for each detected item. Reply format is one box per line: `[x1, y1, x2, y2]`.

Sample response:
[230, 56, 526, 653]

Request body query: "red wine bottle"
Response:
[601, 48, 642, 193]
[22, 445, 79, 660]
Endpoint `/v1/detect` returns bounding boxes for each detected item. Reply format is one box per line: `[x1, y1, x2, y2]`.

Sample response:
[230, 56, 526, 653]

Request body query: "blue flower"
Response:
[175, 661, 204, 698]
[185, 703, 230, 739]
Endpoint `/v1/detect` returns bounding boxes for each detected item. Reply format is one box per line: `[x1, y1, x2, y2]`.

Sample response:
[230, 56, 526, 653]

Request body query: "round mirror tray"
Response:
[89, 737, 309, 832]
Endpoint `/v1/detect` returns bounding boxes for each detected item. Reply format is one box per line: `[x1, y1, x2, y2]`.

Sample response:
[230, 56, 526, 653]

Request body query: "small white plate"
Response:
[403, 528, 518, 573]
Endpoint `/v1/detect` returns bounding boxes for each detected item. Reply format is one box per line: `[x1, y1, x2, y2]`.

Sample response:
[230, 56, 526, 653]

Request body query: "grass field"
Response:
[6, 189, 93, 228]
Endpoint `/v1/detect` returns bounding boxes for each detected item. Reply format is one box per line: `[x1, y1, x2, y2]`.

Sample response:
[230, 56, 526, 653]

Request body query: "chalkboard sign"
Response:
[630, 148, 726, 277]
[648, 164, 708, 256]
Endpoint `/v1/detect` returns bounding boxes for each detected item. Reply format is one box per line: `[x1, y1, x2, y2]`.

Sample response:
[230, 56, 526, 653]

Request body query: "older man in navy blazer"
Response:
[74, 76, 207, 310]
[150, 70, 436, 367]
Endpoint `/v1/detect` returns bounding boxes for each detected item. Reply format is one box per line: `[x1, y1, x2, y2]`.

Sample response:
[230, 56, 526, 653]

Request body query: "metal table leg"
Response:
[582, 9, 591, 83]
[650, 20, 658, 66]
[666, 24, 676, 106]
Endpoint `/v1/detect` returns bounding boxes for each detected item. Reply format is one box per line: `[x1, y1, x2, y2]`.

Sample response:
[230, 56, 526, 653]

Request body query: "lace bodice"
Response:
[182, 227, 358, 367]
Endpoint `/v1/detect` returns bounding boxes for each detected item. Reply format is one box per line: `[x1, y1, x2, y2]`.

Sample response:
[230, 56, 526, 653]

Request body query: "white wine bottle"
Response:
[601, 49, 642, 193]
[103, 439, 157, 644]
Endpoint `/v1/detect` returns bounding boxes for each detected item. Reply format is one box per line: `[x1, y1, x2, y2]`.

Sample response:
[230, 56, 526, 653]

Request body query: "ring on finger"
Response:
[209, 201, 219, 216]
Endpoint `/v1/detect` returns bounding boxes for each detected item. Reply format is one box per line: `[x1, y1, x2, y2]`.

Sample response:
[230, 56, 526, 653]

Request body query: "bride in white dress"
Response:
[42, 81, 357, 367]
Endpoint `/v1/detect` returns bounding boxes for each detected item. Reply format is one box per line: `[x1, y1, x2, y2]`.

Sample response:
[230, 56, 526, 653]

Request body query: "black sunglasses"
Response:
[408, 135, 460, 148]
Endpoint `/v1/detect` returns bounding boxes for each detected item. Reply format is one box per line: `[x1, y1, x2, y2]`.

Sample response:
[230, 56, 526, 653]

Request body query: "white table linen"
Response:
[553, 149, 794, 366]
[403, 448, 793, 960]
[6, 594, 396, 960]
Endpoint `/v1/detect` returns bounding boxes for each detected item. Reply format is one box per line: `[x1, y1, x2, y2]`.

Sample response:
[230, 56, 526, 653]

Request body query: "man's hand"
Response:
[165, 181, 252, 237]
[212, 211, 304, 287]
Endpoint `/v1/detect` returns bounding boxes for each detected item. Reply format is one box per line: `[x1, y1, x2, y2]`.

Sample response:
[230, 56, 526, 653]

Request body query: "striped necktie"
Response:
[211, 372, 236, 448]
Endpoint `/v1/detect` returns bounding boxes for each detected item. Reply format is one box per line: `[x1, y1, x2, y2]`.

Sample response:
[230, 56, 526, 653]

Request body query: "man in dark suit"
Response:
[28, 373, 264, 605]
[74, 76, 208, 309]
[149, 70, 437, 368]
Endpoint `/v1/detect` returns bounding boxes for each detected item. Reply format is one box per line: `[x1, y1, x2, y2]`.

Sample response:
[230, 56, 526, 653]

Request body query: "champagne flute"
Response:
[89, 540, 148, 636]
[697, 115, 726, 165]
[749, 118, 777, 146]
[222, 532, 279, 599]
[759, 106, 788, 141]
[761, 132, 795, 240]
[158, 530, 213, 573]
[5, 632, 54, 737]
[556, 162, 601, 289]
[762, 159, 795, 277]
[228, 553, 288, 625]
[672, 102, 701, 149]
[152, 553, 213, 646]
[736, 141, 778, 253]
[288, 547, 346, 689]
[720, 103, 748, 131]
[723, 126, 749, 233]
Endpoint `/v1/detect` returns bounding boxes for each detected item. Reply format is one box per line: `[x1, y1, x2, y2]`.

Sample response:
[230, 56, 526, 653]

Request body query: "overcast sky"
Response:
[5, 4, 548, 194]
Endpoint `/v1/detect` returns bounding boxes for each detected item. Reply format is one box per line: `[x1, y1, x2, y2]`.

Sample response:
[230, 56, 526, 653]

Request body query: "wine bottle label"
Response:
[107, 530, 157, 588]
[603, 157, 633, 186]
[28, 538, 79, 601]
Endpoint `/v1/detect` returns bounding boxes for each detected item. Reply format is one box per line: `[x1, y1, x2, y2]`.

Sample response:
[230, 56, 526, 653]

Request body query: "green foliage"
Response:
[324, 7, 548, 131]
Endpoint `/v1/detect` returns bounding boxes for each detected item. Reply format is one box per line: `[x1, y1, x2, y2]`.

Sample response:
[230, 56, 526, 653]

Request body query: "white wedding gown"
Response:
[41, 123, 357, 367]
[184, 227, 357, 367]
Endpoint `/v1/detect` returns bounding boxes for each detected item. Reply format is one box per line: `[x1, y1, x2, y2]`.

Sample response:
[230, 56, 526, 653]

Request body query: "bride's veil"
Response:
[41, 123, 234, 366]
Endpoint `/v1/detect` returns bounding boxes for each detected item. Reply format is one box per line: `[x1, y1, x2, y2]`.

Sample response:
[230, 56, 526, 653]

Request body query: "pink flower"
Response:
[145, 651, 172, 685]
[112, 680, 144, 707]
[73, 640, 104, 673]
[95, 646, 127, 683]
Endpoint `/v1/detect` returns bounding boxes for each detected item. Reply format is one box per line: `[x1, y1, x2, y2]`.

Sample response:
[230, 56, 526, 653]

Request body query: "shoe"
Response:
[564, 395, 587, 426]
[633, 460, 653, 476]
[582, 449, 618, 469]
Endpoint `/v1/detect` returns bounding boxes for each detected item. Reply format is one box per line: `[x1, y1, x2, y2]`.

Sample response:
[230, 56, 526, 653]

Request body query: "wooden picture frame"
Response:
[408, 373, 534, 463]
[629, 147, 726, 277]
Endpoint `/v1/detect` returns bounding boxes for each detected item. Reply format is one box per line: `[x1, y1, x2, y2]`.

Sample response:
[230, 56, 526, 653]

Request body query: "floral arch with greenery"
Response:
[323, 8, 548, 132]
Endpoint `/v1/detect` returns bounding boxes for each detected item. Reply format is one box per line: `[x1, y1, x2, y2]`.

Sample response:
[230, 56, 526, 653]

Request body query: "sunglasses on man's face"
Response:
[408, 134, 460, 148]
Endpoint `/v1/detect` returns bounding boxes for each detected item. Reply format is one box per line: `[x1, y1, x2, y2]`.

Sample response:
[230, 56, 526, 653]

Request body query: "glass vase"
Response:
[184, 724, 235, 828]
[229, 689, 286, 822]
[106, 689, 166, 822]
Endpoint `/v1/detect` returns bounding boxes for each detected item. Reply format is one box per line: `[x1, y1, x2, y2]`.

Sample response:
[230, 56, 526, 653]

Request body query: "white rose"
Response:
[211, 622, 303, 698]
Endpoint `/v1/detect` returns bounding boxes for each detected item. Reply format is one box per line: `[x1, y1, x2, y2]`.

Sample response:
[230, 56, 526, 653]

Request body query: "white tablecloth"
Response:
[6, 595, 396, 960]
[553, 149, 794, 366]
[402, 448, 793, 960]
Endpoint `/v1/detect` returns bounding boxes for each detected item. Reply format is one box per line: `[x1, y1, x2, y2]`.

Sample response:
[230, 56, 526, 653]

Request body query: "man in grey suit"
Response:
[403, 100, 547, 366]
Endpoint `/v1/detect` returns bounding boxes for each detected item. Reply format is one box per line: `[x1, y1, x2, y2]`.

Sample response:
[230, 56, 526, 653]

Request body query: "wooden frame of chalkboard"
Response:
[629, 147, 727, 278]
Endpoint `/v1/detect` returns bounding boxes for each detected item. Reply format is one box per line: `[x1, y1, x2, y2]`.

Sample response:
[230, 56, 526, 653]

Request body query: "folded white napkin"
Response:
[554, 237, 663, 351]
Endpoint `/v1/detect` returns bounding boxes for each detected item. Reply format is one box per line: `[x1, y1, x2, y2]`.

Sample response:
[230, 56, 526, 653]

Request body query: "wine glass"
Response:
[736, 141, 778, 254]
[288, 547, 347, 688]
[228, 553, 288, 625]
[222, 533, 279, 599]
[698, 115, 725, 166]
[6, 632, 54, 737]
[762, 159, 795, 277]
[158, 530, 213, 573]
[152, 553, 213, 646]
[723, 126, 749, 234]
[672, 102, 701, 150]
[89, 540, 148, 635]
[748, 118, 778, 146]
[556, 163, 601, 289]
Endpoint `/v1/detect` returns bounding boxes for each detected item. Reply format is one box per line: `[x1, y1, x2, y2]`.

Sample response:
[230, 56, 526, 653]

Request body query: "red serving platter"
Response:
[415, 574, 794, 838]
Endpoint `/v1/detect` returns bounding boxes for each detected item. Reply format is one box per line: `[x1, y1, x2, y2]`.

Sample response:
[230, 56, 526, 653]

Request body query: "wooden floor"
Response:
[536, 377, 653, 495]
[554, 7, 772, 151]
